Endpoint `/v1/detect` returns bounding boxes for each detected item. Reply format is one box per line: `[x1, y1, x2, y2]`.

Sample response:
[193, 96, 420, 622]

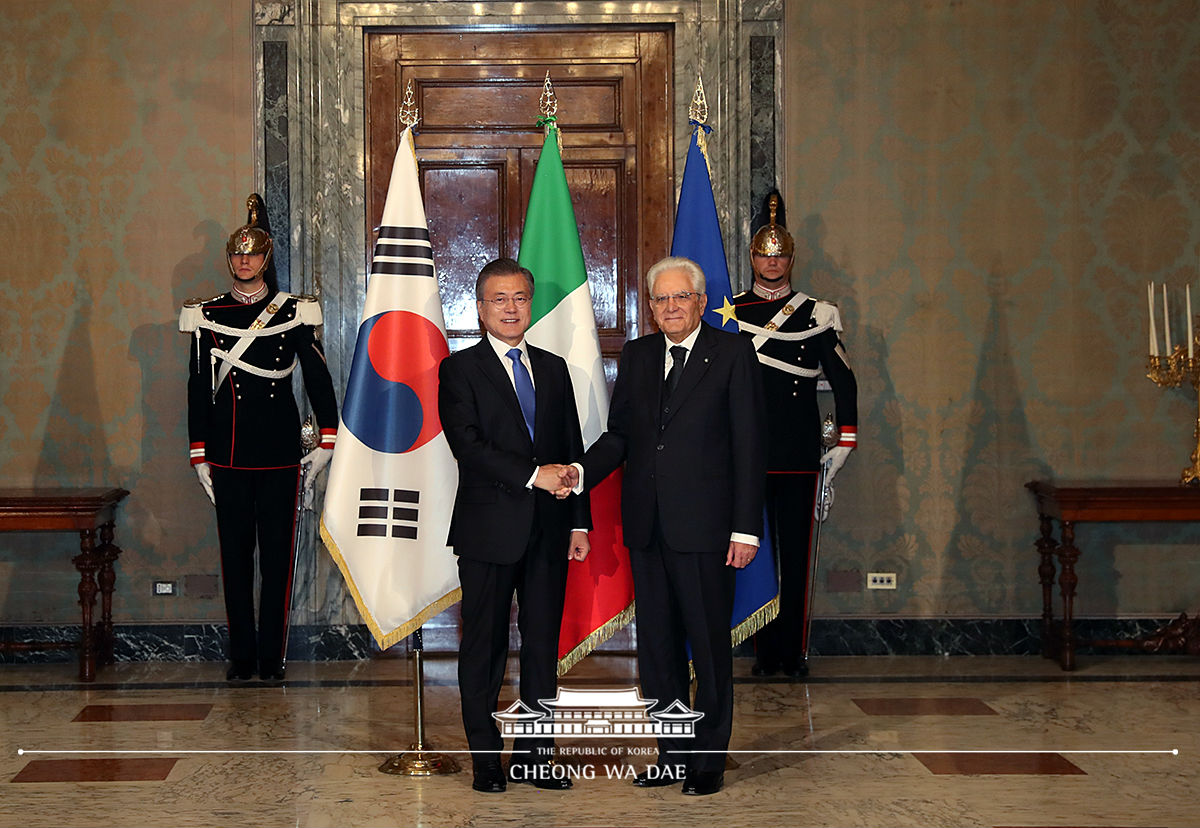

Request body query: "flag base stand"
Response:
[378, 747, 460, 776]
[378, 630, 461, 777]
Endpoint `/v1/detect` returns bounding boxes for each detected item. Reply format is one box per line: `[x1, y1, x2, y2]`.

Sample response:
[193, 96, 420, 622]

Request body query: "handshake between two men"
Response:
[534, 463, 579, 500]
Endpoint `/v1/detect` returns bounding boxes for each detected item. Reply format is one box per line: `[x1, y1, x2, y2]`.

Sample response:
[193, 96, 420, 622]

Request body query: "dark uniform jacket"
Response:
[732, 289, 857, 471]
[181, 291, 338, 469]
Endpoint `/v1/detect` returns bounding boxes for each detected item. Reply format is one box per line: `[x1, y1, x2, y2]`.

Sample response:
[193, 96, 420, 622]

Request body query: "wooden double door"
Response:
[365, 27, 675, 361]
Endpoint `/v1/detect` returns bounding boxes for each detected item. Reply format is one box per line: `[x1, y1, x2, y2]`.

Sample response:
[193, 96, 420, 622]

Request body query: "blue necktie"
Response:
[507, 347, 536, 440]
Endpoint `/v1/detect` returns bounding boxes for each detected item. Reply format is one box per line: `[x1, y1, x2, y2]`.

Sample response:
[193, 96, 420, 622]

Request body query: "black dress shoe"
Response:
[681, 769, 724, 796]
[751, 660, 780, 677]
[472, 759, 507, 793]
[632, 763, 685, 788]
[226, 664, 254, 682]
[258, 663, 286, 684]
[508, 761, 572, 789]
[783, 658, 809, 679]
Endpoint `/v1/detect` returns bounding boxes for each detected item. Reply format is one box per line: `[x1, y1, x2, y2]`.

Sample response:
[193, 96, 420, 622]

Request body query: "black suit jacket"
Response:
[438, 338, 591, 564]
[582, 322, 766, 554]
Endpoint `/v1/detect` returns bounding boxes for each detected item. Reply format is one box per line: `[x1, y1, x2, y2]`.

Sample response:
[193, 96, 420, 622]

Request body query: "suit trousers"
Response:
[631, 524, 735, 773]
[211, 465, 300, 674]
[754, 471, 819, 666]
[456, 525, 568, 763]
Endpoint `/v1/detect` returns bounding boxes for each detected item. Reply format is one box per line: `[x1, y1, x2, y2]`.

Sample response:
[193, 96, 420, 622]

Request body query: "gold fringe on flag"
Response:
[730, 594, 779, 649]
[556, 601, 636, 676]
[319, 519, 462, 651]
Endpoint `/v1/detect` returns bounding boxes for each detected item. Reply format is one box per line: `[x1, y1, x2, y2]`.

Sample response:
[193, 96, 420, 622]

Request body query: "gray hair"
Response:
[646, 256, 705, 296]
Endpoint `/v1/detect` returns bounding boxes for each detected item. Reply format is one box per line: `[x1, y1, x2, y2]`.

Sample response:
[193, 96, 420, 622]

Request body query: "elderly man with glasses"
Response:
[567, 256, 766, 796]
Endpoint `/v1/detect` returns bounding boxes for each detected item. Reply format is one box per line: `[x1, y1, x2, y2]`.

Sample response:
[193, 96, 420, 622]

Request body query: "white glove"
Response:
[194, 462, 215, 505]
[815, 481, 835, 523]
[301, 447, 333, 487]
[300, 447, 334, 509]
[819, 445, 853, 487]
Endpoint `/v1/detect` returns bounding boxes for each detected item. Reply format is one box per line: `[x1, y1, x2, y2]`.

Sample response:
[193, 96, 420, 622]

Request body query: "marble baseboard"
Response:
[0, 624, 377, 664]
[0, 618, 1184, 663]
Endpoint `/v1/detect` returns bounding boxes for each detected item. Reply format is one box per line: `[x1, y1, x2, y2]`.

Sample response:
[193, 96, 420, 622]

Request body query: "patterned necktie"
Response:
[664, 345, 687, 399]
[507, 347, 536, 440]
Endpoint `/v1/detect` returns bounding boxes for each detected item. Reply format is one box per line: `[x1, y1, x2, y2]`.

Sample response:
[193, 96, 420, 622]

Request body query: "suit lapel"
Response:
[470, 340, 532, 445]
[661, 324, 715, 429]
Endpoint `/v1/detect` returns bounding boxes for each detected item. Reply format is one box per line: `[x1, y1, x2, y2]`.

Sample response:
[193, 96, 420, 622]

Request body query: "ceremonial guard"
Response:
[732, 192, 857, 678]
[180, 194, 338, 683]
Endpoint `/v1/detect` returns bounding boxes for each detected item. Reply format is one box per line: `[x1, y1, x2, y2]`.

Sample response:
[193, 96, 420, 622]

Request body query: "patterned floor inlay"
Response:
[72, 703, 213, 722]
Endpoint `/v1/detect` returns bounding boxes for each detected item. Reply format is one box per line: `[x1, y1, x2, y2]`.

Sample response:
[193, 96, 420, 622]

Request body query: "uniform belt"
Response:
[755, 353, 821, 378]
[739, 319, 834, 341]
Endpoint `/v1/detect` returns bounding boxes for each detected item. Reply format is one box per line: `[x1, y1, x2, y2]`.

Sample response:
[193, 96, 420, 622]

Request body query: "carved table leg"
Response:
[1035, 513, 1057, 659]
[72, 528, 100, 682]
[1057, 521, 1081, 671]
[96, 521, 120, 666]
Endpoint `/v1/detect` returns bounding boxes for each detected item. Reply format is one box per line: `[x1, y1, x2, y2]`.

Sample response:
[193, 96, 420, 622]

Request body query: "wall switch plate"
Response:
[153, 580, 177, 596]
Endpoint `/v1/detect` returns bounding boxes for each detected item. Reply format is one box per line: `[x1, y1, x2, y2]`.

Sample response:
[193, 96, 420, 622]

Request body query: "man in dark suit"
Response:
[574, 256, 766, 796]
[438, 257, 591, 794]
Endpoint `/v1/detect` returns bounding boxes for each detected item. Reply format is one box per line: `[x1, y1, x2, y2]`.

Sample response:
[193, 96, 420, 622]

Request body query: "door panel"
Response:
[366, 27, 673, 355]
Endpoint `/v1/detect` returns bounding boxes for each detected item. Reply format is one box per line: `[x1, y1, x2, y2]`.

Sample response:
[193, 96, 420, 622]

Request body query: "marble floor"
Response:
[2, 653, 1198, 827]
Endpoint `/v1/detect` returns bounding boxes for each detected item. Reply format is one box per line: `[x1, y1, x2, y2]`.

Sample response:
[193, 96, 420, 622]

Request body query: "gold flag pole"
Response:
[379, 83, 459, 777]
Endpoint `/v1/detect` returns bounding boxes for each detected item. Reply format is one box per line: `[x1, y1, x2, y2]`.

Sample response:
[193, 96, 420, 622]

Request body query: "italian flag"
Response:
[519, 124, 633, 674]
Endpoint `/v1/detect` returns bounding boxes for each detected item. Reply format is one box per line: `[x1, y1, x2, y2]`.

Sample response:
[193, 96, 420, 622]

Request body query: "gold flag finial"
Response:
[538, 70, 562, 151]
[399, 79, 420, 128]
[539, 70, 559, 121]
[688, 75, 708, 125]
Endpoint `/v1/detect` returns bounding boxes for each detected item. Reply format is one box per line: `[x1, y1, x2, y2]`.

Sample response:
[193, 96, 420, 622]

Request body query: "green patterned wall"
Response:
[784, 0, 1200, 618]
[3, 1, 1199, 627]
[0, 1, 253, 622]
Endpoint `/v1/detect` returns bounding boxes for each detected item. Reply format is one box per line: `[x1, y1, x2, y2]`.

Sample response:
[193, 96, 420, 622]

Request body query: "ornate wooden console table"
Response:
[1026, 480, 1200, 670]
[0, 488, 130, 681]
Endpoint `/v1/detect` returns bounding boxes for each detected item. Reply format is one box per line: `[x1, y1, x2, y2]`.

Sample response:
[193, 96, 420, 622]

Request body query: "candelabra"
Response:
[1147, 344, 1200, 485]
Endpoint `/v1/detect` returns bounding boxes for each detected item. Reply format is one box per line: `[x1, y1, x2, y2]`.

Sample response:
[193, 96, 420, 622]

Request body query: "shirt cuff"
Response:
[525, 467, 538, 489]
[569, 462, 585, 494]
[730, 532, 759, 547]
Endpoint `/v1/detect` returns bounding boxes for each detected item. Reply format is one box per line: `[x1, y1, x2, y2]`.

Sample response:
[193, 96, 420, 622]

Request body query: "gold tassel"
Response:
[556, 602, 637, 676]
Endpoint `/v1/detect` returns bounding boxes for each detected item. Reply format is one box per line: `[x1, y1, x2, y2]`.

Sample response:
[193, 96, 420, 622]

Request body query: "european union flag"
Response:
[670, 124, 778, 648]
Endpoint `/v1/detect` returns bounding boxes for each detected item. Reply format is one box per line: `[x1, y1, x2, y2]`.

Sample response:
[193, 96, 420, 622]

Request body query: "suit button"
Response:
[657, 444, 664, 451]
[793, 392, 798, 397]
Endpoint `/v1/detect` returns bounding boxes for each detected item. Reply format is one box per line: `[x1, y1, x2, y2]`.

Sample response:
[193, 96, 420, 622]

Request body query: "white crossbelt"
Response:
[739, 295, 831, 378]
[204, 292, 296, 396]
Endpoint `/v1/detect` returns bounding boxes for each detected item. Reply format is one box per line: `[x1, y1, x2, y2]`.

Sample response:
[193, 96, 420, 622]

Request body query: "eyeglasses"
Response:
[649, 291, 701, 307]
[482, 295, 531, 307]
